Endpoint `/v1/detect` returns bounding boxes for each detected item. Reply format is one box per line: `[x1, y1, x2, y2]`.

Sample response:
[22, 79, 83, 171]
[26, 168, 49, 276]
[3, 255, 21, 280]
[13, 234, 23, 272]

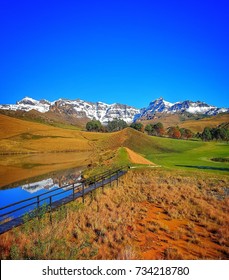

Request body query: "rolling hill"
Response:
[179, 113, 229, 132]
[91, 127, 229, 172]
[0, 114, 228, 174]
[140, 112, 229, 132]
[0, 113, 92, 154]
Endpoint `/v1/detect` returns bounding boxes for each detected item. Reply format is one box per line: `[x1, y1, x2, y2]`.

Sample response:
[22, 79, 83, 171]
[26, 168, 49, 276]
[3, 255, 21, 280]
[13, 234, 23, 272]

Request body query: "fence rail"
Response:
[0, 166, 128, 234]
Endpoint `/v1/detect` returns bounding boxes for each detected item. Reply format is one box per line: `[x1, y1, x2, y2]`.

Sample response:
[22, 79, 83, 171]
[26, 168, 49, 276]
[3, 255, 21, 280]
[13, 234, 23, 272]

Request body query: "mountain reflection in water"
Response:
[0, 167, 83, 209]
[21, 178, 56, 193]
[20, 169, 82, 194]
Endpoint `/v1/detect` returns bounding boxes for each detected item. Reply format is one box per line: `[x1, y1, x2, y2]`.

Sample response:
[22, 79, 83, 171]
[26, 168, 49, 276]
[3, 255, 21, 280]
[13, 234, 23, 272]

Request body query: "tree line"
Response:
[196, 126, 229, 142]
[85, 119, 229, 141]
[86, 119, 128, 132]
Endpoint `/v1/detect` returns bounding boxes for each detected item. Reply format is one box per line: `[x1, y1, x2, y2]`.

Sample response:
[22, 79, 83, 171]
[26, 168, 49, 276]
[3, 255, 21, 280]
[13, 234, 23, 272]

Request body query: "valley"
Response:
[1, 0, 228, 266]
[0, 112, 228, 260]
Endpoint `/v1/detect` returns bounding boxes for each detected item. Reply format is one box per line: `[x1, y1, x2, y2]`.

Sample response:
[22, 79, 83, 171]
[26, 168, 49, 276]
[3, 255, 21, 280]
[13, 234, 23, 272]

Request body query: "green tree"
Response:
[86, 119, 102, 132]
[201, 127, 212, 141]
[130, 122, 144, 132]
[145, 122, 165, 136]
[212, 127, 229, 141]
[145, 124, 153, 135]
[222, 128, 229, 142]
[107, 118, 128, 132]
[195, 132, 201, 139]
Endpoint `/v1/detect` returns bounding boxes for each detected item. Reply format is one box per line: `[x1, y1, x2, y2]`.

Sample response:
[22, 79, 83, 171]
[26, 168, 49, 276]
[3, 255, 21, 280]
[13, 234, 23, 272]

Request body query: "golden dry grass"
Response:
[1, 168, 228, 260]
[0, 114, 96, 153]
[141, 114, 182, 128]
[180, 114, 229, 132]
[141, 113, 229, 132]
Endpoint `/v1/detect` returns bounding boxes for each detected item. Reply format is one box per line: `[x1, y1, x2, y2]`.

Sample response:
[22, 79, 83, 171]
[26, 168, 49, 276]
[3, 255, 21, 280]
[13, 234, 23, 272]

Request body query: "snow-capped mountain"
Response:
[134, 98, 173, 120]
[50, 98, 139, 123]
[0, 97, 52, 113]
[49, 98, 139, 123]
[138, 97, 229, 120]
[0, 97, 139, 124]
[0, 97, 228, 124]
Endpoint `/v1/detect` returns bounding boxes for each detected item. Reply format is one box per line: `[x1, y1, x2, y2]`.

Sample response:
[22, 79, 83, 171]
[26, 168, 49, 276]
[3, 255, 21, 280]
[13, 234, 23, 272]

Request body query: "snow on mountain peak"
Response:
[49, 98, 139, 123]
[140, 97, 174, 117]
[17, 97, 39, 105]
[138, 98, 229, 119]
[0, 96, 228, 123]
[1, 97, 51, 113]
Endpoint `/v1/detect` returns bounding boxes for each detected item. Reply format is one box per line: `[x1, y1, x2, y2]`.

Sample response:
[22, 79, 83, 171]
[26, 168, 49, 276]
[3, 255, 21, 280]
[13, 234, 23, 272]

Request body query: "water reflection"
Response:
[20, 168, 83, 194]
[0, 167, 83, 209]
[21, 178, 56, 194]
[0, 151, 91, 188]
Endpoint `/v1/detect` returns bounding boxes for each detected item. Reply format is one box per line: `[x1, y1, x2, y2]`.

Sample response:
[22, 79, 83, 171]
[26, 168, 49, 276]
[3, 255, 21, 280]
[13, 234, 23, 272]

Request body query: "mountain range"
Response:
[0, 97, 228, 124]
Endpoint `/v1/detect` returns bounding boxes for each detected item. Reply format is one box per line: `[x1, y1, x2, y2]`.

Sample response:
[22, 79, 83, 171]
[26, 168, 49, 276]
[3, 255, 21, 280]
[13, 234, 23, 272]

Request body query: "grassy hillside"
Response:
[180, 113, 229, 132]
[98, 128, 228, 172]
[0, 113, 94, 154]
[0, 109, 87, 129]
[141, 113, 229, 132]
[148, 139, 228, 172]
[141, 114, 182, 128]
[0, 114, 228, 174]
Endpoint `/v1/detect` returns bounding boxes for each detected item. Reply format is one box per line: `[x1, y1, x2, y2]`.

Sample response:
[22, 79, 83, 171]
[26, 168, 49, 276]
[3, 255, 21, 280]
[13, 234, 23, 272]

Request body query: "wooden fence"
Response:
[0, 166, 128, 234]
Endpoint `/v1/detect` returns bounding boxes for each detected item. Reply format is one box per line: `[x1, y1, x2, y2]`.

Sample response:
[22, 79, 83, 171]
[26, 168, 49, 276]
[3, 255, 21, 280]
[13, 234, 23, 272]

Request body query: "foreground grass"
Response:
[1, 168, 228, 260]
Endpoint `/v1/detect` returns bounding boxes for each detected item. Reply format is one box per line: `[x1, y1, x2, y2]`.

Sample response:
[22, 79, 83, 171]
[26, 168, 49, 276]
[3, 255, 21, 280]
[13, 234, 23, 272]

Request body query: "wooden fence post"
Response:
[72, 183, 75, 200]
[37, 196, 40, 209]
[102, 176, 105, 193]
[82, 183, 85, 203]
[49, 196, 52, 224]
[37, 196, 40, 219]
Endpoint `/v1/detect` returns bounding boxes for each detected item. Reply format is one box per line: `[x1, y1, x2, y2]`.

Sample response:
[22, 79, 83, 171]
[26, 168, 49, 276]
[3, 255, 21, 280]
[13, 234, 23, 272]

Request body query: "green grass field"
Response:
[142, 136, 229, 173]
[96, 128, 229, 174]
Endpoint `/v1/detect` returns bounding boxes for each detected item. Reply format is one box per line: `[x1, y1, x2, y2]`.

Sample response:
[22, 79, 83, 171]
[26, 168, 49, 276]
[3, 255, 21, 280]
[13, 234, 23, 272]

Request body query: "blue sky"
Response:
[0, 0, 228, 109]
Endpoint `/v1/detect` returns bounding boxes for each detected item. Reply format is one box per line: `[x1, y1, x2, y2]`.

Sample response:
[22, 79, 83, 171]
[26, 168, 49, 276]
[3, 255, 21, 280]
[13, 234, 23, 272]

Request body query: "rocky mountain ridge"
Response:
[0, 97, 139, 124]
[0, 97, 228, 124]
[137, 98, 228, 121]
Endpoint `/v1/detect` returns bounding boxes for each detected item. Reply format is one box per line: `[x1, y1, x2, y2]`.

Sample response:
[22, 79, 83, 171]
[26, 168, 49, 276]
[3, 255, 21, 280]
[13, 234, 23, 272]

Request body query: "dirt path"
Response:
[124, 147, 155, 165]
[133, 201, 224, 259]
